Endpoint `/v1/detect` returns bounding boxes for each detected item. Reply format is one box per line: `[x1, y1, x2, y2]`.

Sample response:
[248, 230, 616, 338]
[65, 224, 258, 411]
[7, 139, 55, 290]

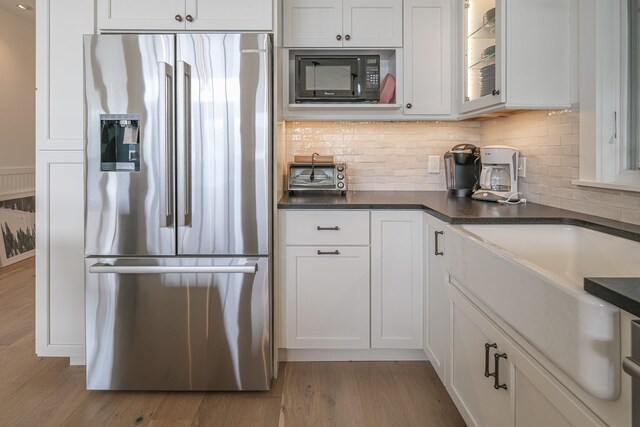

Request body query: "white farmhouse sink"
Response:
[446, 224, 640, 401]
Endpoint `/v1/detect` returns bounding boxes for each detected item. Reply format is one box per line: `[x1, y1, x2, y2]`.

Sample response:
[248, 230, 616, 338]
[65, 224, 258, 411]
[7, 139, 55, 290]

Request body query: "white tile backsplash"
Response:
[285, 121, 480, 192]
[480, 110, 640, 225]
[285, 110, 640, 226]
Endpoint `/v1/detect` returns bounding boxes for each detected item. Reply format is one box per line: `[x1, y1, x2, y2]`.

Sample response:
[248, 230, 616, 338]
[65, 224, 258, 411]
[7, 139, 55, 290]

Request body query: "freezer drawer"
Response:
[85, 257, 271, 391]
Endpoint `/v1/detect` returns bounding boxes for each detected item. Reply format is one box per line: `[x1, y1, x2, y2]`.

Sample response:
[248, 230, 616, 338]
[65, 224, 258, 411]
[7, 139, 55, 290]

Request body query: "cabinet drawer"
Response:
[285, 210, 370, 245]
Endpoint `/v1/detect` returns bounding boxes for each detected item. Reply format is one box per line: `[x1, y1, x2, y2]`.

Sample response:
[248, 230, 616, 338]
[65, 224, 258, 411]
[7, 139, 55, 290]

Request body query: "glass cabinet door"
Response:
[463, 0, 502, 110]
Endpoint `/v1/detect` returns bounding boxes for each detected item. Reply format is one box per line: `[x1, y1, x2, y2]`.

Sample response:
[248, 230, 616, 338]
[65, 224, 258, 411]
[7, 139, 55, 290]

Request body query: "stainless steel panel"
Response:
[176, 34, 272, 256]
[85, 257, 271, 391]
[84, 35, 176, 256]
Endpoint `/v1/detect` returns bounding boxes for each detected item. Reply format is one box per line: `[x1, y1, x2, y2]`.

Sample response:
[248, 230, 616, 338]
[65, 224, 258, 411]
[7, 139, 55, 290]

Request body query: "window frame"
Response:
[576, 0, 640, 192]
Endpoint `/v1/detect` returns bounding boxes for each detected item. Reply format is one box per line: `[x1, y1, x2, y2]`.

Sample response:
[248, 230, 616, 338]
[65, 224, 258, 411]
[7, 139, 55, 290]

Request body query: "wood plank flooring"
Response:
[0, 258, 465, 426]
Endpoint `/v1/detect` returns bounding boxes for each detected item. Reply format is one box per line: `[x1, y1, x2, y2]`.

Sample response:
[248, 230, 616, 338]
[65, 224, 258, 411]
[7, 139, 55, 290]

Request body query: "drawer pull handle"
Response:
[317, 226, 340, 231]
[434, 230, 444, 256]
[494, 353, 508, 390]
[484, 343, 497, 378]
[317, 250, 340, 255]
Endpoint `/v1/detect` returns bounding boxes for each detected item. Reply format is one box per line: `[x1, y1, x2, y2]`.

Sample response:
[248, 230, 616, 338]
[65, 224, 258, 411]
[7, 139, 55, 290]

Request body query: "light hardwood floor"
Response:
[0, 258, 465, 427]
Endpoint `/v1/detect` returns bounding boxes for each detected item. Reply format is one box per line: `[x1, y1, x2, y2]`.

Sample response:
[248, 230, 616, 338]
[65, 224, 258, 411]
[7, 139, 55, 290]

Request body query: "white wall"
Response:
[0, 8, 35, 171]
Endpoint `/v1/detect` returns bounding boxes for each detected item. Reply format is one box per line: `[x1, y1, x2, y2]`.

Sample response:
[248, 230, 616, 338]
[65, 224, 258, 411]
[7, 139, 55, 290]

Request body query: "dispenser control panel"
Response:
[100, 114, 141, 172]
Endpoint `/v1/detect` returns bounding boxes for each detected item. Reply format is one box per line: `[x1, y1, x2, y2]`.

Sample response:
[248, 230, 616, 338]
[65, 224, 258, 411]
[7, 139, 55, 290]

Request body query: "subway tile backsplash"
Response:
[285, 111, 640, 226]
[285, 121, 480, 191]
[479, 110, 640, 225]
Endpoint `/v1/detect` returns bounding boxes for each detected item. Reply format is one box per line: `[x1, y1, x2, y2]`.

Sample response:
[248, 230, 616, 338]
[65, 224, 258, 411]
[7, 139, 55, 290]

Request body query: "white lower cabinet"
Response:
[285, 246, 370, 349]
[447, 283, 603, 427]
[371, 211, 423, 349]
[424, 214, 447, 382]
[283, 209, 425, 353]
[35, 151, 85, 362]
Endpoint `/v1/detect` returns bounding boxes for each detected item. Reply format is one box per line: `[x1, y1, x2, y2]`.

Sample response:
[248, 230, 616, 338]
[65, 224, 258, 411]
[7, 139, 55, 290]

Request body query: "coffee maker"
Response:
[472, 146, 519, 202]
[444, 144, 481, 197]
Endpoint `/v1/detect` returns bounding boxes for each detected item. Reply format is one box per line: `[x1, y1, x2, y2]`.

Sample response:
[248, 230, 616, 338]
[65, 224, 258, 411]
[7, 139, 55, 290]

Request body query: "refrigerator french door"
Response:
[83, 34, 272, 390]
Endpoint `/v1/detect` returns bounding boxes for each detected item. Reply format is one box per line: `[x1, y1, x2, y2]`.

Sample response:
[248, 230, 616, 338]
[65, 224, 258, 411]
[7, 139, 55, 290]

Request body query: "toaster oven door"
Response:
[289, 165, 336, 189]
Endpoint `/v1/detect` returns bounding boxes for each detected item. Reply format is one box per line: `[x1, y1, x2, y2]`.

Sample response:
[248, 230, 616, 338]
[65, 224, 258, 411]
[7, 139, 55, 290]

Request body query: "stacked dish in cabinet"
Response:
[465, 1, 497, 102]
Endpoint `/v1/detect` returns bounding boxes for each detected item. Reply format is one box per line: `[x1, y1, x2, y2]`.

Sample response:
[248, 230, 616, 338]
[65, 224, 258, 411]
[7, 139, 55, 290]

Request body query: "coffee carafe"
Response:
[472, 146, 519, 202]
[444, 144, 481, 197]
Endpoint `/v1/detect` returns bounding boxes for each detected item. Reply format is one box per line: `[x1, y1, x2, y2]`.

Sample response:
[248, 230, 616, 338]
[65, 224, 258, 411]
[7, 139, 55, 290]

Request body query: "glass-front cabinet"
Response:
[462, 0, 505, 113]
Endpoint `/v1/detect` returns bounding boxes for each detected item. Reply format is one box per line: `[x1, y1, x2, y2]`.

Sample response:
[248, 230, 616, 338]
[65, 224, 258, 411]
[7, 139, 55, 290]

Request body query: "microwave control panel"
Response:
[364, 57, 380, 90]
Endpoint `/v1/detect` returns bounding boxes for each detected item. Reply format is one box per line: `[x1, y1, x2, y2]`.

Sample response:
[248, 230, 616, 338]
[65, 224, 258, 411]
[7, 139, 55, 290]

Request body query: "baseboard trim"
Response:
[279, 348, 428, 362]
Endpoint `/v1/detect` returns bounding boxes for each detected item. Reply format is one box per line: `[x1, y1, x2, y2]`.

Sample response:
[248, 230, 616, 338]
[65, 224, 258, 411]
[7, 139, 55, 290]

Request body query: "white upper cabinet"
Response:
[403, 0, 452, 115]
[184, 0, 273, 31]
[283, 0, 402, 47]
[283, 0, 343, 47]
[97, 0, 273, 31]
[460, 0, 573, 116]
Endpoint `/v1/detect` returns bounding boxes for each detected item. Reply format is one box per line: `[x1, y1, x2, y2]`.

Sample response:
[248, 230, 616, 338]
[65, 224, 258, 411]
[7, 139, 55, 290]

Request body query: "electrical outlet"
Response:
[428, 156, 440, 174]
[518, 157, 526, 178]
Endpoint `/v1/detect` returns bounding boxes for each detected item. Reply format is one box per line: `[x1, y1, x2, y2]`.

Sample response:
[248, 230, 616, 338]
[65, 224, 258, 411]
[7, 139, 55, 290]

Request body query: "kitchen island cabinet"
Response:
[97, 0, 273, 31]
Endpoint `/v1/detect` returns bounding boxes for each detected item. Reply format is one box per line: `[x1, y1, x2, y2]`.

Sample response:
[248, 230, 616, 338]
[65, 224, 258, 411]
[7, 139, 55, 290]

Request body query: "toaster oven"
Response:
[288, 162, 347, 194]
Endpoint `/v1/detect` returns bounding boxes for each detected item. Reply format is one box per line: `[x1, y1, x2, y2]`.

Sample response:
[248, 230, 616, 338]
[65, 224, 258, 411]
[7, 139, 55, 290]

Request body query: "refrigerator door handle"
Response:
[160, 61, 175, 228]
[177, 60, 192, 227]
[88, 262, 258, 274]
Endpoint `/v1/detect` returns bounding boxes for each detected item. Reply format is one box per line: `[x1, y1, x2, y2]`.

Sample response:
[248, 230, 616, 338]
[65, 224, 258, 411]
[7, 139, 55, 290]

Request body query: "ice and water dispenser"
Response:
[100, 114, 141, 171]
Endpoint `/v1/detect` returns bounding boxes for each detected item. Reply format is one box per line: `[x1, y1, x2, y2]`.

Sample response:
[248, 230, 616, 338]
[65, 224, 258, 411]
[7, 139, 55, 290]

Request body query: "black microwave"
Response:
[295, 55, 380, 103]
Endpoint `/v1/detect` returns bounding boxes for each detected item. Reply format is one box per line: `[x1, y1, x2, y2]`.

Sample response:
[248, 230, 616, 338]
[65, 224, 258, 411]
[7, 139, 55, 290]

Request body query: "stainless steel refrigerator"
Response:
[83, 34, 272, 391]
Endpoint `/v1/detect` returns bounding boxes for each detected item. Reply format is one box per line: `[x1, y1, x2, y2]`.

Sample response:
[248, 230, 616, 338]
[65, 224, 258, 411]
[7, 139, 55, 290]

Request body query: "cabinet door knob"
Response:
[175, 15, 183, 22]
[186, 15, 193, 22]
[317, 226, 340, 231]
[406, 103, 412, 109]
[345, 34, 351, 41]
[492, 89, 501, 96]
[336, 35, 342, 40]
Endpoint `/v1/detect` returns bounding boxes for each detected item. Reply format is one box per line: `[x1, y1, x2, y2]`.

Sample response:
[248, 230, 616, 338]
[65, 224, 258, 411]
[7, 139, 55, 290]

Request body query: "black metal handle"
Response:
[317, 226, 340, 231]
[317, 250, 340, 255]
[434, 231, 444, 256]
[494, 353, 508, 390]
[336, 35, 342, 40]
[185, 14, 193, 22]
[345, 34, 351, 41]
[175, 14, 183, 22]
[484, 343, 497, 377]
[491, 89, 501, 96]
[406, 103, 412, 109]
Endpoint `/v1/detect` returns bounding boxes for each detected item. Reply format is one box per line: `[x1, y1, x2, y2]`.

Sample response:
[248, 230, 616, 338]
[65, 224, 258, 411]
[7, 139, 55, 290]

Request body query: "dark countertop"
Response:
[278, 191, 640, 242]
[584, 278, 640, 318]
